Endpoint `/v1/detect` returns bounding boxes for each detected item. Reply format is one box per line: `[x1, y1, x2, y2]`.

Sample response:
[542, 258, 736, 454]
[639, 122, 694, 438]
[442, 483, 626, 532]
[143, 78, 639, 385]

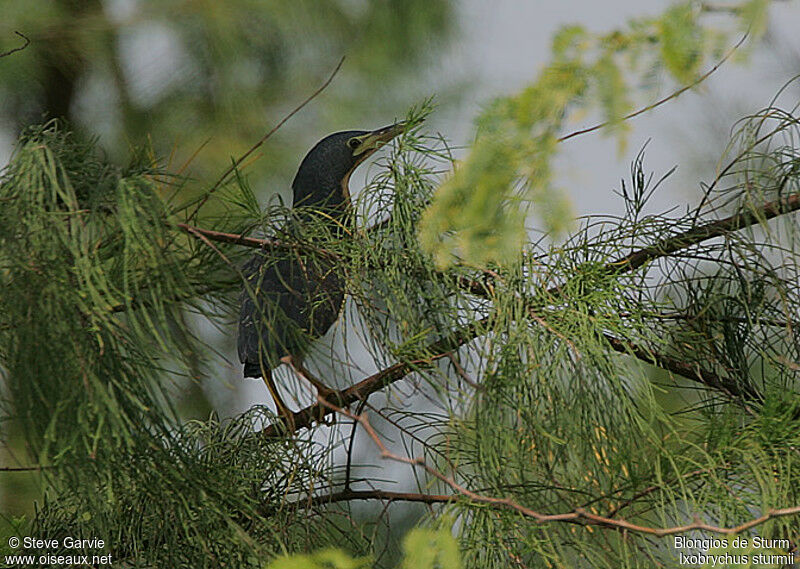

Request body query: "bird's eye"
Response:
[348, 137, 362, 150]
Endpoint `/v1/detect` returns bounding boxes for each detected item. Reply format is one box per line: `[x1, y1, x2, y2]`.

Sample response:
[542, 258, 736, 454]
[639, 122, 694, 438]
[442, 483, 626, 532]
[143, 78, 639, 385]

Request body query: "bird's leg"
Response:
[261, 367, 296, 433]
[280, 355, 339, 424]
[280, 355, 339, 399]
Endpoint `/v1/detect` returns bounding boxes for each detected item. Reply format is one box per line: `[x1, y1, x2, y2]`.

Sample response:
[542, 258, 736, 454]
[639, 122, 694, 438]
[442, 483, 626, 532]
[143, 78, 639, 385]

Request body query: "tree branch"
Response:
[260, 318, 486, 437]
[0, 464, 50, 472]
[609, 191, 800, 276]
[602, 333, 761, 405]
[180, 196, 800, 427]
[547, 190, 800, 298]
[315, 400, 800, 537]
[174, 222, 339, 259]
[176, 223, 285, 249]
[302, 488, 457, 508]
[176, 189, 800, 297]
[176, 191, 800, 296]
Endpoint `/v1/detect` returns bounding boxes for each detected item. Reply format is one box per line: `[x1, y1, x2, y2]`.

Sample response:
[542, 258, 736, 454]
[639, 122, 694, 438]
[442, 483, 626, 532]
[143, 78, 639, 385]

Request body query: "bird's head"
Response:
[292, 122, 406, 211]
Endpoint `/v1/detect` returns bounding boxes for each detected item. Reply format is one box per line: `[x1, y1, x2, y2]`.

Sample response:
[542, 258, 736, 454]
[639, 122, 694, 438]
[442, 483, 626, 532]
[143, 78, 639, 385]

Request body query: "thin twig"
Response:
[618, 310, 799, 329]
[0, 464, 51, 472]
[318, 401, 800, 537]
[259, 319, 485, 436]
[558, 33, 747, 143]
[187, 56, 346, 221]
[580, 467, 711, 517]
[445, 352, 483, 391]
[608, 190, 800, 276]
[182, 224, 235, 267]
[303, 488, 457, 508]
[603, 334, 760, 407]
[0, 31, 30, 59]
[174, 222, 340, 259]
[343, 396, 369, 491]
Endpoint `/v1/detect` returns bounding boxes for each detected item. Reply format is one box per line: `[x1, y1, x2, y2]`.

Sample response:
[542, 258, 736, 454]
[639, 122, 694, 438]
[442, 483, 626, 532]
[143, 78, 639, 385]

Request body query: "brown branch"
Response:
[0, 31, 30, 59]
[531, 191, 800, 404]
[176, 187, 800, 313]
[318, 401, 800, 537]
[446, 352, 483, 391]
[176, 185, 798, 290]
[174, 222, 339, 259]
[186, 56, 346, 221]
[181, 224, 235, 267]
[547, 191, 800, 298]
[303, 488, 457, 508]
[260, 318, 486, 436]
[603, 334, 760, 405]
[106, 222, 325, 315]
[176, 223, 284, 249]
[173, 195, 800, 425]
[619, 310, 800, 329]
[609, 191, 800, 276]
[583, 467, 711, 518]
[178, 202, 780, 420]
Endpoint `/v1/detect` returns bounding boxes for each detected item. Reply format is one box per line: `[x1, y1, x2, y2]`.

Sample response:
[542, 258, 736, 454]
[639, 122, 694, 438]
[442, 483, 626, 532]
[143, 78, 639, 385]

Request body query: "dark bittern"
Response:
[237, 123, 405, 426]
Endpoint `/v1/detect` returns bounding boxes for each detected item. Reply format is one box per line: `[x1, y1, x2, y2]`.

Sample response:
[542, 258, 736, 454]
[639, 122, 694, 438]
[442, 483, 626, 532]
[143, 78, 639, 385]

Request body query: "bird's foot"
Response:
[313, 398, 337, 426]
[280, 355, 341, 425]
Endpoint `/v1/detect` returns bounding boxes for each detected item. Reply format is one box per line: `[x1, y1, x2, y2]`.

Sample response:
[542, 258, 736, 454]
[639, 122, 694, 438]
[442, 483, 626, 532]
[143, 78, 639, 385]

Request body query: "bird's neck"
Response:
[292, 178, 351, 220]
[294, 191, 349, 216]
[287, 191, 352, 240]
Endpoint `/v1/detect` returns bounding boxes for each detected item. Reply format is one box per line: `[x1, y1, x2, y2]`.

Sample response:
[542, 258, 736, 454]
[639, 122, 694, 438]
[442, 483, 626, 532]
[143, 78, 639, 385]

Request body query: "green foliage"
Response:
[266, 527, 460, 569]
[0, 515, 28, 556]
[659, 3, 703, 84]
[419, 63, 583, 268]
[0, 123, 179, 455]
[401, 527, 461, 569]
[266, 549, 371, 569]
[0, 122, 285, 566]
[445, 100, 800, 565]
[593, 53, 633, 151]
[33, 408, 369, 568]
[418, 0, 774, 268]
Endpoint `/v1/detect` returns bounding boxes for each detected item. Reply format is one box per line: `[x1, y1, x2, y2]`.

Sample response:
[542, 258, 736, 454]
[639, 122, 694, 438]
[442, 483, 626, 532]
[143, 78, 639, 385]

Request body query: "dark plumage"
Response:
[238, 250, 344, 377]
[237, 124, 404, 423]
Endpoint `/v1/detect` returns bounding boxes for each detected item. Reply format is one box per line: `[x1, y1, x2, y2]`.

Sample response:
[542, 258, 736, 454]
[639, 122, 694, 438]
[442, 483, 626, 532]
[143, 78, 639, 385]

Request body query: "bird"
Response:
[237, 123, 405, 427]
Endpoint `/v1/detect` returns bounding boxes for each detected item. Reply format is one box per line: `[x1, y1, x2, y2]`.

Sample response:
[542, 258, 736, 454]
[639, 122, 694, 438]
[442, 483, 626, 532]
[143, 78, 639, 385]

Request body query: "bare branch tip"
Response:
[1, 30, 30, 59]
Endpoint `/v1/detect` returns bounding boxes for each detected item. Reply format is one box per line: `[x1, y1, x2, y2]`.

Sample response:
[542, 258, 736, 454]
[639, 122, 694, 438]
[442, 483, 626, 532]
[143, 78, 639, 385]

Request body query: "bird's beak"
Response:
[352, 122, 407, 158]
[340, 122, 408, 201]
